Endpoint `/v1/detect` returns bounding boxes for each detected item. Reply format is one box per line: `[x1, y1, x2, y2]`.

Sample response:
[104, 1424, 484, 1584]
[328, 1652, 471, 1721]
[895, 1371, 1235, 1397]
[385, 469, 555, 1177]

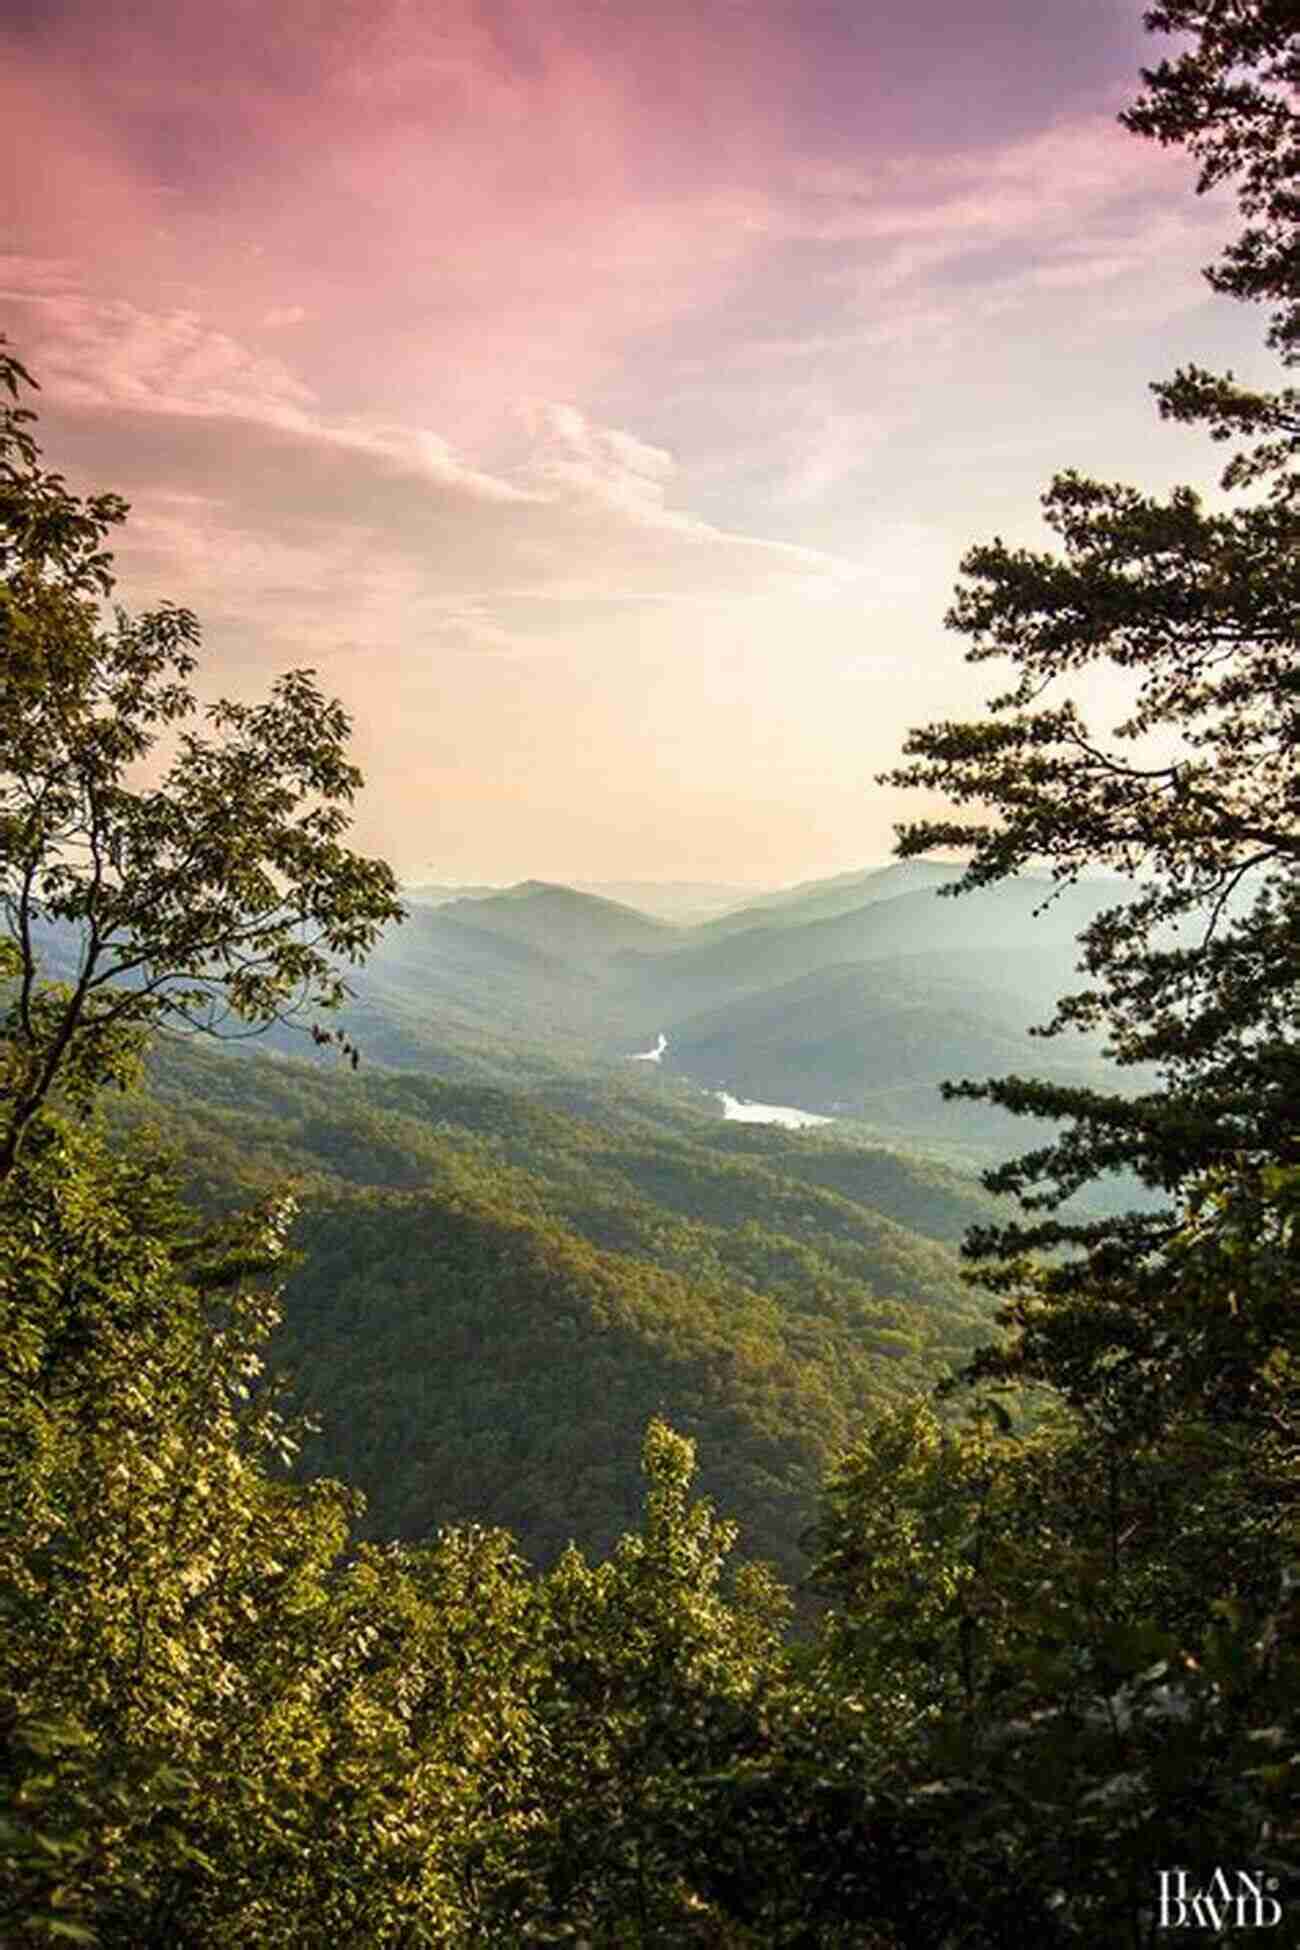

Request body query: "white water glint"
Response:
[715, 1092, 832, 1129]
[625, 1033, 835, 1127]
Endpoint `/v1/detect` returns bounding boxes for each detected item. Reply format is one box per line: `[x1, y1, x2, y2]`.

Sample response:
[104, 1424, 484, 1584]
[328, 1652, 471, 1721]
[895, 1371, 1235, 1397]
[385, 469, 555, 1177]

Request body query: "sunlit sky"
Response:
[0, 0, 1274, 886]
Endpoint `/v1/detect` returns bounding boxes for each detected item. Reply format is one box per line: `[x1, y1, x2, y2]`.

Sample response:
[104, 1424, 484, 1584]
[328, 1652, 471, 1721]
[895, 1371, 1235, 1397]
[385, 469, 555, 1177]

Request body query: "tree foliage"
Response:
[0, 1117, 795, 1945]
[877, 3, 1299, 1352]
[1122, 0, 1300, 359]
[805, 1, 1300, 1936]
[0, 341, 403, 1183]
[883, 467, 1297, 1233]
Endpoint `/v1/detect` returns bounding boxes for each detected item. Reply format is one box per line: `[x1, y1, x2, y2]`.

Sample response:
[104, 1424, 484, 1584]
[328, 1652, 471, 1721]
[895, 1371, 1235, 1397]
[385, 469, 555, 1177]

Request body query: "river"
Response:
[628, 1034, 834, 1129]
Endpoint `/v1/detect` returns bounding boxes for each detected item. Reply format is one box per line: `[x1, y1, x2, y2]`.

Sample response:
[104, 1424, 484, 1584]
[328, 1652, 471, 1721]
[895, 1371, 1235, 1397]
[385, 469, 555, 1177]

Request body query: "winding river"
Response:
[627, 1034, 834, 1129]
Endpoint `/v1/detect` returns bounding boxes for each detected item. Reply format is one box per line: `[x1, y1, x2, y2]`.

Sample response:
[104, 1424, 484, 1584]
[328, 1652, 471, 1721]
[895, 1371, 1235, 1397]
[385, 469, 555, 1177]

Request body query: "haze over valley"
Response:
[62, 850, 1159, 1586]
[297, 858, 1147, 1158]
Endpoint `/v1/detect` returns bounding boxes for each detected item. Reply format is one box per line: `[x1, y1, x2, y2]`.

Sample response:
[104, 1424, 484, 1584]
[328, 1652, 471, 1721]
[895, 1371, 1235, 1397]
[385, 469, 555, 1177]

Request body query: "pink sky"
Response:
[0, 0, 1274, 885]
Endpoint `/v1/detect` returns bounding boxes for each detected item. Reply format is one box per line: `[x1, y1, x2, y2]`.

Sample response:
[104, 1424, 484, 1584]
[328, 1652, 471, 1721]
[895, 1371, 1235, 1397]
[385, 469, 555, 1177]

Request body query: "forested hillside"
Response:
[663, 953, 1116, 1139]
[117, 1038, 1001, 1582]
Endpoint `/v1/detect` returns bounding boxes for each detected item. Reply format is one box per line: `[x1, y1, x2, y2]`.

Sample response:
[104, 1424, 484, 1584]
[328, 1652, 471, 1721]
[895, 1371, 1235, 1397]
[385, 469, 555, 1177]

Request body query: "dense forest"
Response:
[3, 3, 1299, 1944]
[112, 1036, 1003, 1582]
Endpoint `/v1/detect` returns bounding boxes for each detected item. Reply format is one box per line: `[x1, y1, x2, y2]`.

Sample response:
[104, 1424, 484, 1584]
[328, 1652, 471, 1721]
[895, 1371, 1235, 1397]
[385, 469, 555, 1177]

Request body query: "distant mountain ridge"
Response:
[691, 860, 966, 936]
[570, 880, 772, 922]
[612, 872, 1128, 1030]
[27, 859, 1146, 1161]
[400, 878, 774, 924]
[437, 881, 680, 959]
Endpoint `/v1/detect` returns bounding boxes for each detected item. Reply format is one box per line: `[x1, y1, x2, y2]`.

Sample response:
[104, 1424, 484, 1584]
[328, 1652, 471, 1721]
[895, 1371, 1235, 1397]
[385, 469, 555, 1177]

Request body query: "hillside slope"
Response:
[115, 1039, 1005, 1581]
[689, 860, 965, 937]
[665, 954, 1116, 1134]
[439, 880, 681, 959]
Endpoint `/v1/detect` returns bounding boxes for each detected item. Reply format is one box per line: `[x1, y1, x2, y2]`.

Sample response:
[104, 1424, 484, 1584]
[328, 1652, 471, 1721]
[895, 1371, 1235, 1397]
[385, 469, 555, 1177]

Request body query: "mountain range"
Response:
[355, 862, 1137, 1160]
[31, 859, 1142, 1162]
[400, 877, 768, 923]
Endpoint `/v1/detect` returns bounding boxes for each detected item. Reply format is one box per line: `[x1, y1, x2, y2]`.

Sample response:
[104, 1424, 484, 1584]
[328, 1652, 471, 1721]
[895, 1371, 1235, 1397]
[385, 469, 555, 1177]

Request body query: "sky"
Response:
[0, 0, 1276, 887]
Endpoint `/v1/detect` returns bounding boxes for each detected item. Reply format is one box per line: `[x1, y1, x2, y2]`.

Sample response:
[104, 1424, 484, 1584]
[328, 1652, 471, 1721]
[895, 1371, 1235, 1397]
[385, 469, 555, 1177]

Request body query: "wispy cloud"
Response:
[0, 0, 1264, 879]
[10, 287, 847, 662]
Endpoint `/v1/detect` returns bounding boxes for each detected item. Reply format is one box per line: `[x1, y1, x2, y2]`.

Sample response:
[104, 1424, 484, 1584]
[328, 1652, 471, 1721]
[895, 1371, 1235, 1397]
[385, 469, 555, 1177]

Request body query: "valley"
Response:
[99, 859, 1161, 1594]
[227, 860, 1145, 1163]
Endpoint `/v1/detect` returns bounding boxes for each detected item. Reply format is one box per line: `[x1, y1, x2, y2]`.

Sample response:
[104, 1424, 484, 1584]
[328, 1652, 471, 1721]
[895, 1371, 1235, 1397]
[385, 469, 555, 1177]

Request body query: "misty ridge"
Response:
[31, 851, 1222, 1173]
[189, 856, 1194, 1161]
[33, 854, 1130, 1138]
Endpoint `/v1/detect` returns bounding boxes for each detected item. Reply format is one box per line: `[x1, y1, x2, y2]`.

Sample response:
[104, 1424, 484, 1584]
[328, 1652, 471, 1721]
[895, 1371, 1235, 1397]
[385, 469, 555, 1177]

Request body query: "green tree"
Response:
[0, 1102, 567, 1948]
[0, 342, 403, 1184]
[1121, 0, 1300, 358]
[799, 1172, 1300, 1948]
[877, 0, 1299, 1364]
[0, 1109, 345, 1943]
[468, 1420, 790, 1947]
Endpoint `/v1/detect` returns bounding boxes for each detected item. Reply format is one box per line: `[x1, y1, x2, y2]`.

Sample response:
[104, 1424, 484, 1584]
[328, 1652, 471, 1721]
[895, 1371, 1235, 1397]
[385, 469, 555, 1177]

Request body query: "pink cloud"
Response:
[2, 3, 1223, 460]
[7, 286, 843, 665]
[4, 289, 316, 420]
[0, 1, 796, 433]
[1, 0, 1263, 880]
